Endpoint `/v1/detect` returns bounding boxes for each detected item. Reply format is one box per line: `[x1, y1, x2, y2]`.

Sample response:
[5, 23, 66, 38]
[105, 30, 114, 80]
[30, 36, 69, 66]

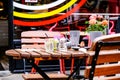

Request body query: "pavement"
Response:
[0, 70, 72, 80]
[0, 71, 24, 80]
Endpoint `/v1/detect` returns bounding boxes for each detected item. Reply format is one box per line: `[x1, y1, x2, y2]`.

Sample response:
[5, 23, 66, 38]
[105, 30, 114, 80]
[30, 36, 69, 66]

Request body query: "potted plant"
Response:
[85, 14, 108, 32]
[85, 14, 108, 42]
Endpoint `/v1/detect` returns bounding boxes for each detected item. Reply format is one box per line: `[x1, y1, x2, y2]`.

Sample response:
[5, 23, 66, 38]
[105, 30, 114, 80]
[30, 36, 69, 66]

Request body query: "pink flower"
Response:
[89, 14, 97, 20]
[89, 19, 97, 25]
[97, 15, 103, 20]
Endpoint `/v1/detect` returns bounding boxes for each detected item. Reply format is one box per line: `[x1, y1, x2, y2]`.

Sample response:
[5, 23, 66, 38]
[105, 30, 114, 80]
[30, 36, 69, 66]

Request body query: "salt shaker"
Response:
[58, 38, 67, 51]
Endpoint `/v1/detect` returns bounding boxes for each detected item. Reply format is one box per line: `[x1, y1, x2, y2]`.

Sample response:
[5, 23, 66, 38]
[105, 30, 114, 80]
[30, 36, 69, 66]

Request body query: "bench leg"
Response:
[31, 60, 40, 73]
[70, 58, 74, 74]
[31, 59, 66, 74]
[29, 59, 51, 80]
[60, 59, 65, 74]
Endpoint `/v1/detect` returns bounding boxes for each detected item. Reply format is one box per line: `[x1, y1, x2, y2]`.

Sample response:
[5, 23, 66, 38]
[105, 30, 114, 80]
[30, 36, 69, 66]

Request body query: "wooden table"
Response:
[5, 48, 88, 80]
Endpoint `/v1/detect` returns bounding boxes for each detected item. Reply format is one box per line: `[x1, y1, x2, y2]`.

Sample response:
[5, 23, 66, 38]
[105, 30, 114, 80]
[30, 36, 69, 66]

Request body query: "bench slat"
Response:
[87, 51, 120, 64]
[22, 73, 72, 80]
[85, 63, 120, 78]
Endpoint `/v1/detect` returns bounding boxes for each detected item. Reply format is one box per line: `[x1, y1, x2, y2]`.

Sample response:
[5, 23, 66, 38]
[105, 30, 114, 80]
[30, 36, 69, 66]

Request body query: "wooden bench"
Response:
[83, 33, 120, 80]
[21, 30, 65, 73]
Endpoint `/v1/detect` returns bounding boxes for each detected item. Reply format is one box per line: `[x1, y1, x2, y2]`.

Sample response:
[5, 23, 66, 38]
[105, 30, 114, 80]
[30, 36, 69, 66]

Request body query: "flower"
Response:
[85, 14, 108, 32]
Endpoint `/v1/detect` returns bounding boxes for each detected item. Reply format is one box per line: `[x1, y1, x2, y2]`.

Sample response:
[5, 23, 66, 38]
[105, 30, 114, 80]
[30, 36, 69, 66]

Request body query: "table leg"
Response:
[28, 59, 51, 80]
[67, 59, 84, 80]
[73, 59, 83, 79]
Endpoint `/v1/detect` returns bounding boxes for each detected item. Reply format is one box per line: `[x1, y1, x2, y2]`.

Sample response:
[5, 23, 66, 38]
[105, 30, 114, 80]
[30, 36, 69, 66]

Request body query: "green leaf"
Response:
[85, 21, 89, 24]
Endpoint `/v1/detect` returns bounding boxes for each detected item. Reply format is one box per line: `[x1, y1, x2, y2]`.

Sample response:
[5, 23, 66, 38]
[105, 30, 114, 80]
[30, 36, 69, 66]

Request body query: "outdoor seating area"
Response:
[0, 0, 120, 80]
[5, 33, 120, 80]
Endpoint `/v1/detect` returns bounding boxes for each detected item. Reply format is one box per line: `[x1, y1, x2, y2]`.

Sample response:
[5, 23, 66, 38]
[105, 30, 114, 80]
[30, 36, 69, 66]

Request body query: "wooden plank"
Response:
[68, 50, 87, 58]
[84, 64, 120, 78]
[21, 31, 61, 38]
[39, 48, 69, 58]
[87, 50, 120, 64]
[103, 76, 120, 80]
[22, 73, 70, 80]
[21, 31, 48, 37]
[57, 51, 71, 58]
[34, 50, 51, 57]
[21, 38, 46, 44]
[22, 45, 44, 49]
[41, 50, 61, 58]
[16, 49, 31, 58]
[25, 51, 41, 58]
[5, 49, 21, 58]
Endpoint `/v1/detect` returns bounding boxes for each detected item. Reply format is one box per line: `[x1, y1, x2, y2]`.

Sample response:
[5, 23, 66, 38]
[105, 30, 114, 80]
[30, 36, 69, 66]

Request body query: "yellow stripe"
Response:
[13, 0, 77, 19]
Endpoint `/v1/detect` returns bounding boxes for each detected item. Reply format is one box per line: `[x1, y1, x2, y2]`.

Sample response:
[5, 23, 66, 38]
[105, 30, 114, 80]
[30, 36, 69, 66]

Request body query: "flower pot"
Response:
[89, 31, 103, 42]
[88, 31, 103, 47]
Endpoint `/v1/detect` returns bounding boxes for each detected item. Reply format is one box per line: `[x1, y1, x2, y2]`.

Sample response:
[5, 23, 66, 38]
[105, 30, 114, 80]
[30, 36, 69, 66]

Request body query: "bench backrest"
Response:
[85, 33, 120, 80]
[21, 30, 62, 49]
[89, 33, 120, 51]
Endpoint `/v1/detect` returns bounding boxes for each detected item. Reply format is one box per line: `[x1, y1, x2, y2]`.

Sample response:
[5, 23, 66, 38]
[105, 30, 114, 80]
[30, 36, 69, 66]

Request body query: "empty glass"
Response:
[70, 30, 80, 47]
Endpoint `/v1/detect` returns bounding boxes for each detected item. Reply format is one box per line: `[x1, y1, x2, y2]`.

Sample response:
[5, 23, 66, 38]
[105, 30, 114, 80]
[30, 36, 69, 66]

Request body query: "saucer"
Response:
[72, 47, 80, 51]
